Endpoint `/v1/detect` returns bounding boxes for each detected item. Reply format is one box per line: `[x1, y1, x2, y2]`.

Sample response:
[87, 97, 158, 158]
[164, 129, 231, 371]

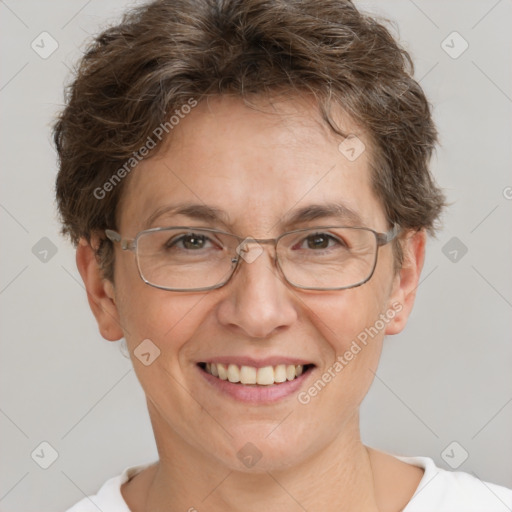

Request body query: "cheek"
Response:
[306, 279, 389, 352]
[116, 289, 211, 423]
[112, 251, 205, 360]
[118, 289, 206, 352]
[300, 277, 392, 404]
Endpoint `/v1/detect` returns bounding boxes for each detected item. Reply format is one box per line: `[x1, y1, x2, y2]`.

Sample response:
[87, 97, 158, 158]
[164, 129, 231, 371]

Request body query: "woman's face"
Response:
[97, 95, 417, 471]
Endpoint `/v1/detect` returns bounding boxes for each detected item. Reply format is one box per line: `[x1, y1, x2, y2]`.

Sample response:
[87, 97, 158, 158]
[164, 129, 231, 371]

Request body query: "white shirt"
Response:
[64, 455, 512, 511]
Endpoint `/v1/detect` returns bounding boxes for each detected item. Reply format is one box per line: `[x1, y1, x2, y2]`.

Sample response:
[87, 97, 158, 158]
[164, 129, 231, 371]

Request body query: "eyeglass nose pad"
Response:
[235, 237, 265, 264]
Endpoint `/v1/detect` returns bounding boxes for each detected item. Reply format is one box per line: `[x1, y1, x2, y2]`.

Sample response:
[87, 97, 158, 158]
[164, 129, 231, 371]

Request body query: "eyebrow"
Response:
[143, 203, 231, 230]
[281, 202, 364, 228]
[143, 201, 364, 231]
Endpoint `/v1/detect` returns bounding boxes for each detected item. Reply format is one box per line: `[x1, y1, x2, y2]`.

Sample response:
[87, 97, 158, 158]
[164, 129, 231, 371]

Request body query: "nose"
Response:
[215, 242, 298, 339]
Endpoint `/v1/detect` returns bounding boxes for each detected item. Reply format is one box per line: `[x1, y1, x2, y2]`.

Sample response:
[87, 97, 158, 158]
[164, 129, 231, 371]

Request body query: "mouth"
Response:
[197, 362, 315, 386]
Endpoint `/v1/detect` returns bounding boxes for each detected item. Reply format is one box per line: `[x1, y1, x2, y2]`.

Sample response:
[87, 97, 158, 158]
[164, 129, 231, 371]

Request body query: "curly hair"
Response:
[53, 0, 446, 281]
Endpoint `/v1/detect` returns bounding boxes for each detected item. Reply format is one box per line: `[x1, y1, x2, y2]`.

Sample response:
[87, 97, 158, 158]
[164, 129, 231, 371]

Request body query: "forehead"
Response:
[118, 94, 385, 235]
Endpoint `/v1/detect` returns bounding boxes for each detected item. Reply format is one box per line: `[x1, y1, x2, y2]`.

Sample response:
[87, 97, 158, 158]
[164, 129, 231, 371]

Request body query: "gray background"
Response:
[0, 0, 511, 510]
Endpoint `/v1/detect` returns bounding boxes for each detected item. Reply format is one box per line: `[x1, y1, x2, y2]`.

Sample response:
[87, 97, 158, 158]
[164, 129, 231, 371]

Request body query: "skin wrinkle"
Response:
[51, 2, 451, 509]
[55, 0, 446, 286]
[76, 95, 426, 512]
[141, 201, 366, 233]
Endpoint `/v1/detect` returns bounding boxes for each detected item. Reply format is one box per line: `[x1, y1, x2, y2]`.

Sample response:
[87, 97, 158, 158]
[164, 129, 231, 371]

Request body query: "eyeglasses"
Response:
[105, 224, 400, 292]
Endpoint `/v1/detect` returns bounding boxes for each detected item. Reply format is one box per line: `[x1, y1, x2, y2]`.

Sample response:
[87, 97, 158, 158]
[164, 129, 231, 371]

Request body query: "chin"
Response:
[212, 425, 316, 473]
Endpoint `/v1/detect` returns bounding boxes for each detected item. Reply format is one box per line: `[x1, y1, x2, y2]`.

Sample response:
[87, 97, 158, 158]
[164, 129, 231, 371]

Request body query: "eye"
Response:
[305, 233, 333, 250]
[297, 232, 347, 250]
[167, 232, 213, 250]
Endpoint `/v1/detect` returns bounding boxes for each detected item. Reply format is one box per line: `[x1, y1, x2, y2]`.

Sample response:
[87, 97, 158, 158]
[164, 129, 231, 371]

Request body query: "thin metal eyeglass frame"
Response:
[105, 224, 400, 292]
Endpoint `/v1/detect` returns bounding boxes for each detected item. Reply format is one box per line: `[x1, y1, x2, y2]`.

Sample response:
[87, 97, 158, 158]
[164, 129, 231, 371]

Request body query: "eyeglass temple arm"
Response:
[105, 229, 120, 242]
[105, 229, 136, 251]
[376, 224, 400, 245]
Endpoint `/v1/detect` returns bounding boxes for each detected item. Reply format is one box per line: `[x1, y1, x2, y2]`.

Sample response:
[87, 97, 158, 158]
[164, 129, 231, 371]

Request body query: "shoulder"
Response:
[62, 462, 154, 512]
[397, 455, 512, 512]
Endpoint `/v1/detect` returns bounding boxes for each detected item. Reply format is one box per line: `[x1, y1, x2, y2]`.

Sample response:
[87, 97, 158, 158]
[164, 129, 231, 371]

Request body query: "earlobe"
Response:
[385, 229, 426, 335]
[76, 238, 124, 341]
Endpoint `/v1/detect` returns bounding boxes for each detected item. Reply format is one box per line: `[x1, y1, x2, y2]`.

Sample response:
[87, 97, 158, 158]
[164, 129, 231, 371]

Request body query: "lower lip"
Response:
[197, 365, 314, 404]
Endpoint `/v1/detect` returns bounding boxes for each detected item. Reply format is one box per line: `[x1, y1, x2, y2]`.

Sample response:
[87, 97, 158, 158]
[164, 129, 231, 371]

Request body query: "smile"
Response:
[199, 362, 314, 386]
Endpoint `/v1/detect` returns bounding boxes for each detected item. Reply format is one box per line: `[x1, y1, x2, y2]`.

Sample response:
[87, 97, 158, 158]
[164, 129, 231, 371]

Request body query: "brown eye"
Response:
[306, 233, 330, 249]
[181, 234, 207, 249]
[166, 233, 211, 250]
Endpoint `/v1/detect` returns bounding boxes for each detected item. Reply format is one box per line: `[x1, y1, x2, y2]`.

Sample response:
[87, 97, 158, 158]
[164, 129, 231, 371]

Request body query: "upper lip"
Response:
[198, 356, 315, 368]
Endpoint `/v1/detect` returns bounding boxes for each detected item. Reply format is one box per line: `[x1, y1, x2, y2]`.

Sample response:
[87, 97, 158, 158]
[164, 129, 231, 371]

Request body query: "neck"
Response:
[140, 408, 379, 512]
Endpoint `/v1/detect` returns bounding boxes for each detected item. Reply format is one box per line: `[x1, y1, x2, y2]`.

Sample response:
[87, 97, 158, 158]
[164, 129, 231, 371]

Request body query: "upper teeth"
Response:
[205, 363, 304, 385]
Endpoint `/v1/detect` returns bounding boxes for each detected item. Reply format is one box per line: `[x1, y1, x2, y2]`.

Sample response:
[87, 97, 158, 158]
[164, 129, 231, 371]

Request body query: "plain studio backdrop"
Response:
[0, 0, 511, 510]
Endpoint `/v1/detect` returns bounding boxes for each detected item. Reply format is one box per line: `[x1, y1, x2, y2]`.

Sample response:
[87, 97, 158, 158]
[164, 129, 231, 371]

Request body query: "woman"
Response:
[55, 0, 512, 510]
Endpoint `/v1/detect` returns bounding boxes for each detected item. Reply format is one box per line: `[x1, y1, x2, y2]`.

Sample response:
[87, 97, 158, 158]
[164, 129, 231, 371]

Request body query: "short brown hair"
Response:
[54, 0, 446, 281]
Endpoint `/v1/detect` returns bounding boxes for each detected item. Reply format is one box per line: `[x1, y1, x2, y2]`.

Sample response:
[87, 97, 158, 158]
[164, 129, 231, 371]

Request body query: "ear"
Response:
[385, 229, 426, 335]
[75, 237, 124, 341]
